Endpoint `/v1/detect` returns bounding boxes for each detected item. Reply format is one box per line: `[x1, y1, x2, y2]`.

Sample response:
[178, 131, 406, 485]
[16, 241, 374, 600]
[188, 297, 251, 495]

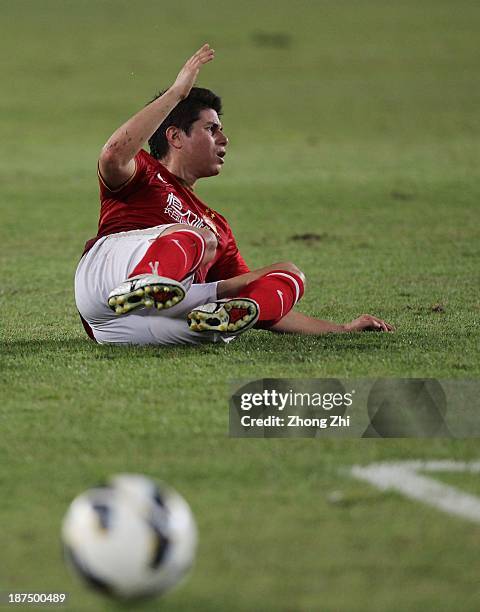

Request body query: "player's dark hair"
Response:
[148, 87, 222, 160]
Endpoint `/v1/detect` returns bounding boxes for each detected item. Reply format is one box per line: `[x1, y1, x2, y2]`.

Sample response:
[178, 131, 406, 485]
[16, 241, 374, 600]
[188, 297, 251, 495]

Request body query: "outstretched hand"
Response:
[171, 43, 215, 100]
[344, 314, 395, 332]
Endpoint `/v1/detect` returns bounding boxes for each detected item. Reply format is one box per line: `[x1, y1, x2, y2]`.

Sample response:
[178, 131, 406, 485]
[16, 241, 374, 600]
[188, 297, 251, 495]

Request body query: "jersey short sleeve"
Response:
[98, 150, 150, 199]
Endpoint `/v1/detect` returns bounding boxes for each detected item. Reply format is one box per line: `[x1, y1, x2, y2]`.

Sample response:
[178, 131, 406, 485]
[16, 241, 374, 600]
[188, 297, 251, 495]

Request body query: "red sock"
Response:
[237, 271, 304, 328]
[129, 230, 205, 281]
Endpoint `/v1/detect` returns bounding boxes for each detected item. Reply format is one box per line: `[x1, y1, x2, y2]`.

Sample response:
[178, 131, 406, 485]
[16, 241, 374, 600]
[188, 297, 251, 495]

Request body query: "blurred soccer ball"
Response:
[62, 474, 197, 599]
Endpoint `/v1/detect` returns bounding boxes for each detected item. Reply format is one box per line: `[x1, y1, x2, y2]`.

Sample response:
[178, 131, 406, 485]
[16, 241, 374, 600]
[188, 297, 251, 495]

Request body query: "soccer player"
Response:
[75, 44, 393, 345]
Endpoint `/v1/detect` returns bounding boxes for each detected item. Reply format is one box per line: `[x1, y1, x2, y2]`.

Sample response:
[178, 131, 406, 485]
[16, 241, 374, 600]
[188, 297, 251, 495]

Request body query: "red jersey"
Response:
[83, 149, 249, 283]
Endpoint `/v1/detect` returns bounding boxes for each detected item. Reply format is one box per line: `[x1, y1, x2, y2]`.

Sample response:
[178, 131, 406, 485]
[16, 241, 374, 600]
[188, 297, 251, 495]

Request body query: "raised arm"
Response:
[98, 43, 215, 189]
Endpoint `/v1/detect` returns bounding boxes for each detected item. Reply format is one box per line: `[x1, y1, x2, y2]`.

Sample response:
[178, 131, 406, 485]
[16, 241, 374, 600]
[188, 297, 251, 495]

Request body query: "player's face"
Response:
[181, 108, 228, 178]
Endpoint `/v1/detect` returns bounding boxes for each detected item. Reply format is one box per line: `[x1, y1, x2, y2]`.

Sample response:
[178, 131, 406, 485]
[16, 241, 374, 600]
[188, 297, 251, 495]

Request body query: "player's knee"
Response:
[198, 227, 218, 249]
[197, 227, 218, 264]
[274, 261, 306, 284]
[164, 225, 218, 264]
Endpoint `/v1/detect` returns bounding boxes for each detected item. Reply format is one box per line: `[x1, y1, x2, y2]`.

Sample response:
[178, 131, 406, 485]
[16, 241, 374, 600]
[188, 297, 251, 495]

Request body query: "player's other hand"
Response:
[343, 314, 395, 332]
[170, 43, 215, 100]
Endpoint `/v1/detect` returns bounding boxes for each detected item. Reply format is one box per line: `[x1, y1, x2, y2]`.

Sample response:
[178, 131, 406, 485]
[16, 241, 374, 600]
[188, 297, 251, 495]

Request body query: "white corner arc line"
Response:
[351, 461, 480, 524]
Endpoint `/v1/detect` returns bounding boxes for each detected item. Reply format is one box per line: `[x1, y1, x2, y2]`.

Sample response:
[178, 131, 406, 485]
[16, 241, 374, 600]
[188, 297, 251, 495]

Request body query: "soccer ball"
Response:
[61, 474, 197, 599]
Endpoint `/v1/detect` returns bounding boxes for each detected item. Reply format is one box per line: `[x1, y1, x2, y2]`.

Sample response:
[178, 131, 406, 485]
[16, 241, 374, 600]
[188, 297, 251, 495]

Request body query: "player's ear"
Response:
[165, 126, 183, 150]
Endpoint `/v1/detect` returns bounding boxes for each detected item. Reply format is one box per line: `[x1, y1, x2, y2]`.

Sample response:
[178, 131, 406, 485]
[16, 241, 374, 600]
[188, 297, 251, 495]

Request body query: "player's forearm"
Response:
[100, 87, 182, 167]
[269, 311, 346, 334]
[270, 310, 394, 334]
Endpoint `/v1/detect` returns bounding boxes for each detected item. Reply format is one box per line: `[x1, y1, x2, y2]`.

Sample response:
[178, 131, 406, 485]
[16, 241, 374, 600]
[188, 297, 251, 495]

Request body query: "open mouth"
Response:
[216, 151, 226, 164]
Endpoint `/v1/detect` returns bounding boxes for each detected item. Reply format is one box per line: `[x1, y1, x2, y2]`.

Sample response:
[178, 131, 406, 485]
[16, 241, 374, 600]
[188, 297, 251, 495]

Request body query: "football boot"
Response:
[107, 274, 185, 315]
[187, 298, 259, 335]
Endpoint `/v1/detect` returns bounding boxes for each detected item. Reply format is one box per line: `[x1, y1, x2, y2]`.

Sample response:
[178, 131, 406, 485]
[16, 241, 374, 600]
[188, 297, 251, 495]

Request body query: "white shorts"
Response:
[75, 225, 232, 346]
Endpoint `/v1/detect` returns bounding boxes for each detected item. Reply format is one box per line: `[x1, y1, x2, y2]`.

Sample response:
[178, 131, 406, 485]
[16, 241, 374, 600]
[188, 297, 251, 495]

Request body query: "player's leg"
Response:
[216, 262, 305, 299]
[129, 224, 217, 278]
[76, 227, 224, 345]
[107, 225, 218, 315]
[236, 268, 305, 328]
[91, 282, 230, 346]
[76, 225, 196, 332]
[187, 262, 305, 334]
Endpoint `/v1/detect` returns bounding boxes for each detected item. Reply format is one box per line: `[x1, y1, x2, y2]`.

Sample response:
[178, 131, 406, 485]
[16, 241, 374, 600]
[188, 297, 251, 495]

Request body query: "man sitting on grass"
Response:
[75, 44, 393, 345]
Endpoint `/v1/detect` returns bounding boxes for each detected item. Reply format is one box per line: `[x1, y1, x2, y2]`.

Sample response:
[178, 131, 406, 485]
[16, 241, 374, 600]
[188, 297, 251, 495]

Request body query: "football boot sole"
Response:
[187, 298, 259, 335]
[107, 274, 186, 315]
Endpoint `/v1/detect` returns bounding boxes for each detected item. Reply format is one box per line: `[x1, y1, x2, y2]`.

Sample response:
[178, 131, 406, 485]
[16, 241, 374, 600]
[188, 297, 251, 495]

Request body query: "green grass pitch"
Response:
[1, 1, 479, 610]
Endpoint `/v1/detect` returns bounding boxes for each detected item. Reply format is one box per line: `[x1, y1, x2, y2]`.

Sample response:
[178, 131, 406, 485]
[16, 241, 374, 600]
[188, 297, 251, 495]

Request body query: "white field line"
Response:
[351, 461, 480, 524]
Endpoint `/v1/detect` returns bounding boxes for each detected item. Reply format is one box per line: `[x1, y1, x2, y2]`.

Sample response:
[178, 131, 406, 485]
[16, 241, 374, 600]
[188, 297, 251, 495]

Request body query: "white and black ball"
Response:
[62, 474, 197, 599]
